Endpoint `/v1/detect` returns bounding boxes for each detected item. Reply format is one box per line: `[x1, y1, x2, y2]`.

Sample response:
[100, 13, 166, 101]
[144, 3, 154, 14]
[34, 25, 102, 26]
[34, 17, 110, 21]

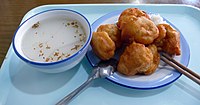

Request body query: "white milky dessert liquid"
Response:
[21, 17, 86, 63]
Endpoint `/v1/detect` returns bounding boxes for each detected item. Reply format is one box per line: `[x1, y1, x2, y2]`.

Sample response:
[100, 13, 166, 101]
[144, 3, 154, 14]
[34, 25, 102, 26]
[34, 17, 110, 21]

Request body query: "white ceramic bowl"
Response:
[13, 9, 92, 73]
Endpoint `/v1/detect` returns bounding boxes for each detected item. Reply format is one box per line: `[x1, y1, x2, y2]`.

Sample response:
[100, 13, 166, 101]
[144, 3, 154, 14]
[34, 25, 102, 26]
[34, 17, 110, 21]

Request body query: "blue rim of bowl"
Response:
[12, 9, 92, 66]
[86, 9, 190, 90]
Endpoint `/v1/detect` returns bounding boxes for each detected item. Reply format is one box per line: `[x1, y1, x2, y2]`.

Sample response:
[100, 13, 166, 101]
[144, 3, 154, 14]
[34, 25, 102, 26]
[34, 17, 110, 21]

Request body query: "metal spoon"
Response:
[56, 59, 117, 105]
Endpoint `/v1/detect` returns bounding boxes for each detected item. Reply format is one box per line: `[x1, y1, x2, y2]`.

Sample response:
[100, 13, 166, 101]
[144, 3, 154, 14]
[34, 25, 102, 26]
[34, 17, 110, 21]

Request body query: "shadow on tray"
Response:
[8, 53, 80, 95]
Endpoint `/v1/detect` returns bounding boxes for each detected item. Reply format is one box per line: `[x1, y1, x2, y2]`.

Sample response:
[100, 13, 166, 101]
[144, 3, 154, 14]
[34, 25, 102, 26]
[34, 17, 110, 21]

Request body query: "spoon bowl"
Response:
[56, 58, 118, 105]
[96, 59, 118, 78]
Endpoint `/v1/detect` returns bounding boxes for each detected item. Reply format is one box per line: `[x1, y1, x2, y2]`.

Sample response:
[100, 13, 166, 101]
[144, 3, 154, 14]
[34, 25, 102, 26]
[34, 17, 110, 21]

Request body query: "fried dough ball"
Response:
[154, 24, 167, 44]
[144, 44, 160, 75]
[97, 24, 122, 48]
[91, 32, 115, 60]
[117, 42, 153, 76]
[118, 8, 150, 29]
[121, 16, 159, 44]
[154, 24, 181, 55]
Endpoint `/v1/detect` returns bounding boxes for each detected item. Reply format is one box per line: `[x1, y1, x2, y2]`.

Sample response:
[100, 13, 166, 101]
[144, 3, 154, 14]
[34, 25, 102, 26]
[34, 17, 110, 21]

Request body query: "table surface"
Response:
[0, 0, 200, 67]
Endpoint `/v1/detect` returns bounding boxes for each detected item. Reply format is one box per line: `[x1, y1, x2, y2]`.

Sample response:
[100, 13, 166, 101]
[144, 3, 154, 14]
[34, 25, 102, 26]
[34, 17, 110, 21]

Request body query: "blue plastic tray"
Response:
[1, 4, 200, 105]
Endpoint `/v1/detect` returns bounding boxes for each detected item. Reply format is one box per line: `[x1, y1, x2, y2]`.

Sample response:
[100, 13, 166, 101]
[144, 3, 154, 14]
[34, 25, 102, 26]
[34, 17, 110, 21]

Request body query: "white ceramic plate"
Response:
[86, 10, 190, 89]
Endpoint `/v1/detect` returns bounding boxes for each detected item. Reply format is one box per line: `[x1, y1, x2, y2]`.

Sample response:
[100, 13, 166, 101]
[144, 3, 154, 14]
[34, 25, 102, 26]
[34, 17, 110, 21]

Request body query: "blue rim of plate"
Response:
[86, 10, 190, 89]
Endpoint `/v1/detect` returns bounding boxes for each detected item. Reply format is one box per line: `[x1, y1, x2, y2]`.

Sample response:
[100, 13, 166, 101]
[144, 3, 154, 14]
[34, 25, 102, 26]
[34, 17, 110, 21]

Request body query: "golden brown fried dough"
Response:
[154, 24, 181, 55]
[117, 42, 153, 76]
[97, 24, 122, 48]
[91, 32, 116, 60]
[144, 44, 160, 75]
[118, 8, 150, 29]
[91, 8, 181, 77]
[121, 16, 159, 44]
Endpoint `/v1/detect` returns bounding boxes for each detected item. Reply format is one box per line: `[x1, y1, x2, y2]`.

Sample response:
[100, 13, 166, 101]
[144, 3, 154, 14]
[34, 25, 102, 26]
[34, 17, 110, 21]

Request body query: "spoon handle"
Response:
[55, 67, 100, 105]
[56, 77, 93, 105]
